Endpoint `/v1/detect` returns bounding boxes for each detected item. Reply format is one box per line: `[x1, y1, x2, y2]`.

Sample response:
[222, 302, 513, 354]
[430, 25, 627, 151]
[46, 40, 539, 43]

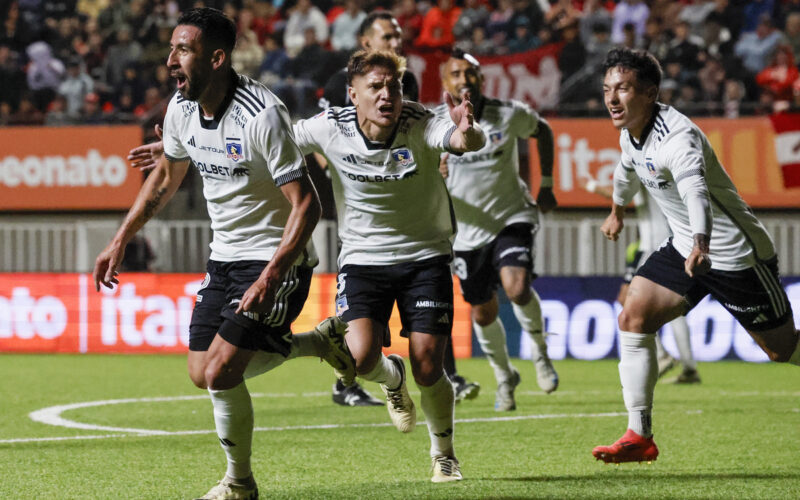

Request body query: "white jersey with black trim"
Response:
[293, 101, 457, 266]
[433, 98, 539, 251]
[615, 104, 774, 271]
[162, 73, 309, 263]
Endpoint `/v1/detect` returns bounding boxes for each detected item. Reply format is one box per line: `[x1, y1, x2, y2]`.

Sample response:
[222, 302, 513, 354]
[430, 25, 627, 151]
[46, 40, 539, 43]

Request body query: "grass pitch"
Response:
[1, 354, 799, 499]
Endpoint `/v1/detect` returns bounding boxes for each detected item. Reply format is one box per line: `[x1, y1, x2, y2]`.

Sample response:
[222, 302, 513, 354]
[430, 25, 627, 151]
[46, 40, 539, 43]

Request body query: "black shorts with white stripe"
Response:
[189, 260, 312, 353]
[636, 239, 791, 331]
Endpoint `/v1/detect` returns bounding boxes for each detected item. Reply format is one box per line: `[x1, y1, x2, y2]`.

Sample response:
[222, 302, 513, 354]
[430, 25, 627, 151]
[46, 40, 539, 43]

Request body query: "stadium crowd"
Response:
[1, 0, 800, 127]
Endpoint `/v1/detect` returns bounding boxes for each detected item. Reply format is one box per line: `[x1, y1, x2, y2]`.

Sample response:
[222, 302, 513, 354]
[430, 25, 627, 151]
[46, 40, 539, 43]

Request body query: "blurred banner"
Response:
[407, 44, 563, 110]
[0, 125, 143, 210]
[529, 117, 800, 208]
[768, 112, 800, 188]
[2, 273, 798, 362]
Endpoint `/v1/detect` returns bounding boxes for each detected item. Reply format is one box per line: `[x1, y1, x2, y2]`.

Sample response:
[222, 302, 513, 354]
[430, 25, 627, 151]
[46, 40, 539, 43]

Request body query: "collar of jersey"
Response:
[355, 114, 400, 150]
[627, 105, 659, 151]
[197, 70, 239, 130]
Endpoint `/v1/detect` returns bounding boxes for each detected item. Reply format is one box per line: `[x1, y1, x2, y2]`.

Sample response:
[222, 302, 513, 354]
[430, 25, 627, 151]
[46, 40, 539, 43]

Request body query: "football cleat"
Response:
[332, 379, 384, 406]
[494, 368, 521, 412]
[313, 317, 356, 387]
[381, 354, 416, 433]
[657, 354, 678, 378]
[431, 455, 462, 483]
[592, 429, 659, 464]
[530, 333, 559, 393]
[665, 368, 701, 384]
[195, 475, 258, 500]
[451, 374, 480, 403]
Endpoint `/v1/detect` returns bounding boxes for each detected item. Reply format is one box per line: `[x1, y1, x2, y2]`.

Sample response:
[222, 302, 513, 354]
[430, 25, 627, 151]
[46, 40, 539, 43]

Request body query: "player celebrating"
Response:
[293, 50, 485, 482]
[435, 49, 559, 411]
[94, 9, 355, 499]
[593, 48, 800, 464]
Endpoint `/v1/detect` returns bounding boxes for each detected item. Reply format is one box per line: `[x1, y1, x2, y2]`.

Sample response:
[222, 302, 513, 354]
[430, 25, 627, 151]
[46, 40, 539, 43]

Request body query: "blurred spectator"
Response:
[506, 16, 540, 53]
[579, 0, 611, 46]
[113, 89, 138, 123]
[284, 0, 328, 58]
[57, 56, 94, 118]
[103, 25, 143, 89]
[558, 20, 585, 82]
[330, 0, 366, 52]
[659, 78, 678, 106]
[697, 54, 726, 103]
[416, 0, 461, 50]
[97, 0, 131, 40]
[46, 16, 79, 62]
[80, 91, 106, 123]
[455, 24, 495, 55]
[741, 0, 775, 33]
[0, 101, 11, 125]
[139, 24, 172, 69]
[647, 0, 683, 34]
[545, 0, 580, 33]
[152, 64, 173, 98]
[734, 15, 784, 75]
[643, 17, 670, 62]
[118, 62, 147, 108]
[665, 21, 703, 71]
[232, 28, 265, 79]
[702, 12, 734, 60]
[784, 12, 800, 63]
[134, 86, 163, 120]
[9, 93, 45, 125]
[258, 33, 290, 88]
[509, 0, 545, 37]
[1, 1, 35, 53]
[278, 27, 329, 118]
[0, 42, 25, 113]
[393, 0, 423, 50]
[707, 0, 742, 40]
[678, 0, 717, 39]
[779, 0, 800, 29]
[722, 78, 746, 118]
[620, 21, 638, 49]
[486, 0, 514, 42]
[756, 45, 799, 110]
[76, 0, 110, 21]
[25, 40, 64, 112]
[44, 94, 73, 125]
[611, 0, 649, 45]
[252, 0, 284, 43]
[584, 21, 613, 70]
[453, 0, 489, 42]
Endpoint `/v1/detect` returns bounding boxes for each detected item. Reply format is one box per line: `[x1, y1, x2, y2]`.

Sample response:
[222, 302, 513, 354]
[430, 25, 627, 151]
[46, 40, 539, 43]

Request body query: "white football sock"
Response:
[243, 351, 287, 380]
[473, 319, 514, 383]
[418, 374, 455, 458]
[670, 317, 697, 371]
[618, 331, 658, 438]
[361, 353, 402, 389]
[208, 382, 253, 480]
[511, 289, 544, 335]
[655, 334, 668, 361]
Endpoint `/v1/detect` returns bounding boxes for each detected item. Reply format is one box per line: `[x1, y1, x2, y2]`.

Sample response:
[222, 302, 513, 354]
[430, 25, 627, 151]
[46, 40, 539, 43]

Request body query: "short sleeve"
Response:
[162, 99, 189, 161]
[508, 100, 540, 138]
[251, 103, 307, 186]
[660, 126, 705, 183]
[420, 111, 457, 153]
[293, 110, 331, 156]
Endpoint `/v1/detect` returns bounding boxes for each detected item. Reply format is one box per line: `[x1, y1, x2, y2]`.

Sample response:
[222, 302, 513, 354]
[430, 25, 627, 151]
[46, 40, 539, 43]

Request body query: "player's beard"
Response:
[180, 67, 210, 102]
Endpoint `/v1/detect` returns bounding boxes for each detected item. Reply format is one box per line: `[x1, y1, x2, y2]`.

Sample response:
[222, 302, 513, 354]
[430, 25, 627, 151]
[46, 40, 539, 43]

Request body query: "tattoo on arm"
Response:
[142, 187, 167, 221]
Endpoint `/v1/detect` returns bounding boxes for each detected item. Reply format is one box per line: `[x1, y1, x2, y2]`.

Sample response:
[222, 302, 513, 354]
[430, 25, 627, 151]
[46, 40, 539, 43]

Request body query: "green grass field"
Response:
[2, 354, 799, 499]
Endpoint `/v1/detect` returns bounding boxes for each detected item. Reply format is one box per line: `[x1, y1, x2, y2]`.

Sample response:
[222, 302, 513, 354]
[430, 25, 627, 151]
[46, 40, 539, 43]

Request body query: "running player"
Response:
[581, 178, 700, 383]
[435, 49, 559, 411]
[293, 50, 485, 482]
[94, 9, 355, 499]
[592, 48, 800, 464]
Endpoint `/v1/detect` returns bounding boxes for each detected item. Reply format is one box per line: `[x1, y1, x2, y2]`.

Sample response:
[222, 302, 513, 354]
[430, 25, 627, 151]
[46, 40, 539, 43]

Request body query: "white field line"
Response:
[5, 392, 633, 445]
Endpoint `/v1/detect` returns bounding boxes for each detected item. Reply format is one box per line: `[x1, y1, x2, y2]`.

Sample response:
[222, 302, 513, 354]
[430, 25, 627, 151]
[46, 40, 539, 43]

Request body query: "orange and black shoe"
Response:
[592, 429, 659, 464]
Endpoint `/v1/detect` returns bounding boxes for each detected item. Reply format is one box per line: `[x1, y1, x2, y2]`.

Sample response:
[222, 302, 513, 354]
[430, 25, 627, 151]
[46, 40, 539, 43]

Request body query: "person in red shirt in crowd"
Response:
[416, 0, 462, 49]
[756, 44, 799, 110]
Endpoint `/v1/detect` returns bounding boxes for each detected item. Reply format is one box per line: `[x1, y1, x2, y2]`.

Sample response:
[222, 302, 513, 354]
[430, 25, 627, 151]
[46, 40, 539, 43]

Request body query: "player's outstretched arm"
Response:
[93, 157, 190, 291]
[237, 174, 322, 314]
[534, 119, 557, 213]
[128, 125, 164, 173]
[444, 91, 485, 152]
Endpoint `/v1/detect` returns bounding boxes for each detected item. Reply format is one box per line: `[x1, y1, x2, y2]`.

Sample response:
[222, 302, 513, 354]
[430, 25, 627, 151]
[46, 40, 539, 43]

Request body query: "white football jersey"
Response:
[163, 73, 308, 262]
[633, 189, 670, 254]
[433, 98, 539, 251]
[293, 101, 457, 266]
[614, 104, 774, 271]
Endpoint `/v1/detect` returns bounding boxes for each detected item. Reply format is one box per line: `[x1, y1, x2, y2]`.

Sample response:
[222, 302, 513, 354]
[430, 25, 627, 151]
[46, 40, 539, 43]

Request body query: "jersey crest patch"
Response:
[646, 159, 656, 175]
[391, 148, 413, 167]
[490, 131, 503, 144]
[226, 140, 244, 162]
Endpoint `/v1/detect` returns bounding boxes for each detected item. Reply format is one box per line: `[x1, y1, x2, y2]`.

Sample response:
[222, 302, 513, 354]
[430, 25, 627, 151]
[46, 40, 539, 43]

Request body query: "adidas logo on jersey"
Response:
[342, 154, 358, 164]
[188, 136, 196, 147]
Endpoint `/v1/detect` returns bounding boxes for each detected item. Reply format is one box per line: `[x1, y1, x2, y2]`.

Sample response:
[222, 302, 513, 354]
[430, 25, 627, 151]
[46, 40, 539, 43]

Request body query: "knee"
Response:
[204, 361, 239, 390]
[505, 285, 531, 305]
[188, 369, 207, 389]
[411, 360, 441, 386]
[618, 308, 647, 333]
[355, 354, 379, 375]
[472, 307, 497, 327]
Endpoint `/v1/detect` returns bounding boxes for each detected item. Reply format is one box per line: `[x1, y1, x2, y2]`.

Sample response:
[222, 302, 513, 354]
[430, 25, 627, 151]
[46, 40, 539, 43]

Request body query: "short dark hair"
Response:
[347, 49, 406, 85]
[602, 48, 662, 89]
[177, 8, 237, 55]
[450, 48, 480, 68]
[358, 11, 395, 37]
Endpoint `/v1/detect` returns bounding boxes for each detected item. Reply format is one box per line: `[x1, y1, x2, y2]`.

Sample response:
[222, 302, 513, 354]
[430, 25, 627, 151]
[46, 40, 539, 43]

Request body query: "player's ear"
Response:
[361, 36, 371, 50]
[348, 86, 358, 107]
[210, 48, 226, 70]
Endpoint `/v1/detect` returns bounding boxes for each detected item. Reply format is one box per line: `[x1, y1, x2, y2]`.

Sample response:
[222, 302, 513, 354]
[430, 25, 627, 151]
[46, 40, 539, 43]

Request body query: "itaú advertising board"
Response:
[2, 274, 798, 361]
[0, 273, 473, 358]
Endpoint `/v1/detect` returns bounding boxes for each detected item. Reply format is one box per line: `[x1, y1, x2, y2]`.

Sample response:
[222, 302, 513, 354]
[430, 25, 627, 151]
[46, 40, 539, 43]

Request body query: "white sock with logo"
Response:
[473, 319, 514, 383]
[361, 353, 402, 390]
[670, 317, 697, 371]
[418, 374, 455, 458]
[208, 381, 253, 480]
[618, 331, 658, 438]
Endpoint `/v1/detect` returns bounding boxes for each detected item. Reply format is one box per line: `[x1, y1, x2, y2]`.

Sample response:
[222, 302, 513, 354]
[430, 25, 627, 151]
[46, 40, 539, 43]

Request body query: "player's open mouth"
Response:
[174, 75, 187, 90]
[609, 107, 624, 119]
[378, 104, 393, 115]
